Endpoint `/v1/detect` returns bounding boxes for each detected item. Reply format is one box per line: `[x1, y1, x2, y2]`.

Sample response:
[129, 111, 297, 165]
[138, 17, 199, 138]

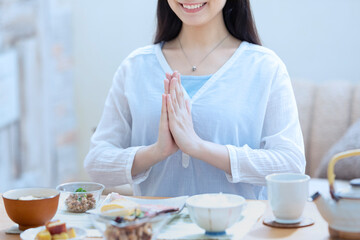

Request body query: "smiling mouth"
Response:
[180, 2, 207, 10]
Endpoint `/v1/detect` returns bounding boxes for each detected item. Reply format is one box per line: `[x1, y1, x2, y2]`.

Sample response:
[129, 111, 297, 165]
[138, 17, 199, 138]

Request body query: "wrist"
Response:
[184, 136, 205, 158]
[153, 142, 170, 161]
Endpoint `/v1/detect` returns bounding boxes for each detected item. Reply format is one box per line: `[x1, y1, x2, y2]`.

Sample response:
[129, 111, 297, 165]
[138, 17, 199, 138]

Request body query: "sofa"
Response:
[293, 80, 360, 195]
[104, 80, 360, 196]
[293, 80, 360, 177]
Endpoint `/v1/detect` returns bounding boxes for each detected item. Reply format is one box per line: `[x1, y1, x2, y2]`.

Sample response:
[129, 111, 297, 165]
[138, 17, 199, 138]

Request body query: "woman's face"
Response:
[167, 0, 227, 27]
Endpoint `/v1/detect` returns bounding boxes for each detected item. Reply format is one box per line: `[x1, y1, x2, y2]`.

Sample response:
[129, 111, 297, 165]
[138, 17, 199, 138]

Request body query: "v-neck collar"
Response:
[155, 41, 248, 103]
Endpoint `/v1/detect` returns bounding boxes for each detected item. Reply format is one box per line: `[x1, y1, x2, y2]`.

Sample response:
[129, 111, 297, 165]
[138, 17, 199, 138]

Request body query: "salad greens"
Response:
[75, 187, 87, 201]
[75, 187, 87, 192]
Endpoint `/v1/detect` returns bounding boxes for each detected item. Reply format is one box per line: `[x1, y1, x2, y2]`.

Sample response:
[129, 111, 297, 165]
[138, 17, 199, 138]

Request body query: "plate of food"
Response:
[20, 220, 86, 240]
[87, 193, 187, 240]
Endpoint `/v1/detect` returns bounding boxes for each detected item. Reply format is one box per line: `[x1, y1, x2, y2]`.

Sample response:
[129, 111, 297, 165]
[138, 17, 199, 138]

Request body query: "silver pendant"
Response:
[192, 66, 197, 71]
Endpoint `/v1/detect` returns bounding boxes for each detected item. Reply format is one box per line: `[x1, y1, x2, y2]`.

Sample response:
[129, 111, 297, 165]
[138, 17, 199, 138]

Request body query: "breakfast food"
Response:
[35, 220, 76, 240]
[35, 230, 51, 240]
[46, 220, 67, 235]
[65, 187, 96, 212]
[190, 193, 237, 208]
[101, 197, 141, 217]
[98, 194, 181, 240]
[100, 196, 152, 240]
[18, 195, 45, 200]
[104, 217, 152, 240]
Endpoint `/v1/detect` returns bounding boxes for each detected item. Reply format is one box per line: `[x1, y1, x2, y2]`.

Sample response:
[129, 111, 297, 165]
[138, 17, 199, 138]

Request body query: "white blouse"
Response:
[84, 41, 305, 199]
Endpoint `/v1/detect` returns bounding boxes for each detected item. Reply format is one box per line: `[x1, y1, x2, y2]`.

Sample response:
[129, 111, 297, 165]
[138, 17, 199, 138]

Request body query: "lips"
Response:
[179, 2, 207, 13]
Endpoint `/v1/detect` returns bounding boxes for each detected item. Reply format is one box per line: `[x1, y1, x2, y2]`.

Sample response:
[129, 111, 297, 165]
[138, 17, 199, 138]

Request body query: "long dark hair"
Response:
[154, 0, 261, 45]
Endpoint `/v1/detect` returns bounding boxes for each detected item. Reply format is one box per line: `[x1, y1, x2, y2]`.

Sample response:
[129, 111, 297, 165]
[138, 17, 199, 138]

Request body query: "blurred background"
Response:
[0, 0, 359, 192]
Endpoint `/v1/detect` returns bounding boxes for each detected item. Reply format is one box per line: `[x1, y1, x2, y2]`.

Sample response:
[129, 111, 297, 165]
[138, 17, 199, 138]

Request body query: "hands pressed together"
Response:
[155, 71, 202, 160]
[132, 71, 230, 177]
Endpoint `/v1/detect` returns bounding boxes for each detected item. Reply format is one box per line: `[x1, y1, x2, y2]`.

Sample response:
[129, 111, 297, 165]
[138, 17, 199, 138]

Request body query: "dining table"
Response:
[0, 194, 332, 240]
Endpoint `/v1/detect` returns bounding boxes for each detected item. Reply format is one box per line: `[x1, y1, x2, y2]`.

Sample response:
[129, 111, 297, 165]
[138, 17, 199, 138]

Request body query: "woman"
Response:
[84, 0, 305, 199]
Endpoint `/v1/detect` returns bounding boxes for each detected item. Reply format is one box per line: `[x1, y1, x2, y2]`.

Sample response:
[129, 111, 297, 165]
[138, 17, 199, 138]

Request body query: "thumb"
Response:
[161, 94, 167, 117]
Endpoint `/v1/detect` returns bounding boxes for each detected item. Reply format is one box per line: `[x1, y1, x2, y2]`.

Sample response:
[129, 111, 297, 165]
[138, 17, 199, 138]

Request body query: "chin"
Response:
[181, 17, 209, 27]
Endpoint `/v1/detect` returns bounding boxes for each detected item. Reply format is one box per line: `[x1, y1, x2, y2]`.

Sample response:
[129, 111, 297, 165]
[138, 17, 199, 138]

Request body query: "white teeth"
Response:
[182, 3, 205, 10]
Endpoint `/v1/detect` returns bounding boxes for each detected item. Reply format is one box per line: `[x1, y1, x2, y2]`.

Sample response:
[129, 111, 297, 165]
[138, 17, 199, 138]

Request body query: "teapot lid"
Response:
[338, 178, 360, 199]
[350, 179, 360, 187]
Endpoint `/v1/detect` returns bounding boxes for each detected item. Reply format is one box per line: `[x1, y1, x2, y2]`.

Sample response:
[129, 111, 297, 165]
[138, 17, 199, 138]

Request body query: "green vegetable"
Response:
[137, 211, 144, 218]
[75, 188, 87, 201]
[132, 209, 144, 218]
[75, 187, 87, 192]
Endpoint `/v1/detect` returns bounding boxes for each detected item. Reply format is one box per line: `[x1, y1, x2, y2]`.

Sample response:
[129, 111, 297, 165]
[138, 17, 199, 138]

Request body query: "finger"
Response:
[185, 99, 191, 115]
[174, 72, 184, 102]
[164, 79, 169, 94]
[165, 73, 172, 94]
[166, 94, 175, 122]
[161, 94, 170, 125]
[175, 71, 182, 86]
[166, 72, 172, 81]
[170, 77, 179, 112]
[175, 76, 184, 108]
[169, 76, 176, 93]
[161, 94, 167, 115]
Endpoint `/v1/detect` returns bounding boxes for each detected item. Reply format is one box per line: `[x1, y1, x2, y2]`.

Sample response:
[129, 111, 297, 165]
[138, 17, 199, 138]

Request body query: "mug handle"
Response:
[328, 149, 360, 200]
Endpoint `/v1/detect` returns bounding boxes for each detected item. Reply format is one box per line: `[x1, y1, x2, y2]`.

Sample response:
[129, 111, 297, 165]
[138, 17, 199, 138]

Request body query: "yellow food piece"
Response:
[66, 228, 76, 238]
[135, 208, 142, 216]
[101, 207, 134, 217]
[35, 230, 51, 240]
[52, 233, 69, 239]
[101, 207, 142, 217]
[100, 198, 140, 216]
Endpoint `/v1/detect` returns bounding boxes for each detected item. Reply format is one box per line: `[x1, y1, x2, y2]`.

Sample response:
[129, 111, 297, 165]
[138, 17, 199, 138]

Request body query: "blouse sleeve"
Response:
[225, 62, 306, 186]
[84, 63, 151, 187]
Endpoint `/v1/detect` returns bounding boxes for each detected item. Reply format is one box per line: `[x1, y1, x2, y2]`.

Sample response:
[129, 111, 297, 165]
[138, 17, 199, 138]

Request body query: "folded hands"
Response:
[132, 71, 230, 177]
[155, 71, 202, 160]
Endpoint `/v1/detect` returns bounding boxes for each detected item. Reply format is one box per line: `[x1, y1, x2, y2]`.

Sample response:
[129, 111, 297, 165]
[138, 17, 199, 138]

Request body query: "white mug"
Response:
[266, 173, 310, 224]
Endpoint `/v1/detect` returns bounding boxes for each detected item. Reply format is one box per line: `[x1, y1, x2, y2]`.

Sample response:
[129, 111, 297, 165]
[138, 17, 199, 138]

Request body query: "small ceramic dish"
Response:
[20, 226, 87, 240]
[186, 193, 246, 235]
[2, 188, 59, 230]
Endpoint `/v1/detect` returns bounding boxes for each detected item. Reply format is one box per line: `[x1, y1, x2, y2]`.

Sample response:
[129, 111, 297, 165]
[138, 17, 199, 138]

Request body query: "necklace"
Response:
[178, 34, 229, 72]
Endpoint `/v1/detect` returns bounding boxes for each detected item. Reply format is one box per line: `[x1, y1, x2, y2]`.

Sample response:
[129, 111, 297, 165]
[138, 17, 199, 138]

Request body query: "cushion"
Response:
[292, 80, 357, 177]
[315, 118, 360, 180]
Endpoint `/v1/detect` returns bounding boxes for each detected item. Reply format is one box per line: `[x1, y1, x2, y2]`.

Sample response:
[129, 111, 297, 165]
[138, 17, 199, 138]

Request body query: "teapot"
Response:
[311, 149, 360, 239]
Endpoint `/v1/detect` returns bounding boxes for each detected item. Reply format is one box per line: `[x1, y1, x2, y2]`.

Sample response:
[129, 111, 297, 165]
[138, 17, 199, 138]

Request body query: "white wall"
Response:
[72, 0, 360, 180]
[251, 0, 360, 83]
[72, 0, 157, 179]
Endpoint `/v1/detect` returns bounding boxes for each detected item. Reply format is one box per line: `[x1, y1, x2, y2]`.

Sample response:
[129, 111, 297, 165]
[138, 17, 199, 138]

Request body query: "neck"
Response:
[178, 13, 228, 50]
